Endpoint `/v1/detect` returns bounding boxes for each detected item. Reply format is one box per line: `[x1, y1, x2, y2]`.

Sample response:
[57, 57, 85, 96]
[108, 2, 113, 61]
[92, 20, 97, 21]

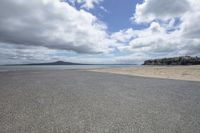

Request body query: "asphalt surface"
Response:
[0, 70, 200, 133]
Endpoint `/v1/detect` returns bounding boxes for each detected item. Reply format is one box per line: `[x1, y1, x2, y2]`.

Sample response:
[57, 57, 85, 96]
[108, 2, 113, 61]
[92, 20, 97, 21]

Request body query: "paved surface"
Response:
[0, 70, 200, 133]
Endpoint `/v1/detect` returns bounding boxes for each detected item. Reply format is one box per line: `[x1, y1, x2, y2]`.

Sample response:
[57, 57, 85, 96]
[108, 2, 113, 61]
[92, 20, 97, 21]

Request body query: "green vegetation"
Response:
[144, 56, 200, 65]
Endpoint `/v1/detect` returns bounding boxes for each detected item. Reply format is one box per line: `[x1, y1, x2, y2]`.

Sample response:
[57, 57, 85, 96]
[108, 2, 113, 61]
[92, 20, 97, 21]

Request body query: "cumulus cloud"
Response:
[0, 42, 132, 64]
[0, 0, 112, 54]
[180, 0, 200, 39]
[115, 0, 200, 61]
[111, 29, 137, 44]
[113, 21, 200, 60]
[133, 0, 191, 23]
[66, 0, 103, 10]
[0, 42, 58, 64]
[119, 0, 200, 59]
[132, 0, 200, 41]
[0, 0, 200, 65]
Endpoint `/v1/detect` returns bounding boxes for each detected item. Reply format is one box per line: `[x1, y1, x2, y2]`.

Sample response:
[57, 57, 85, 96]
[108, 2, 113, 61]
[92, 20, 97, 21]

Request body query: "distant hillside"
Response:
[24, 61, 83, 65]
[143, 56, 200, 65]
[4, 61, 137, 66]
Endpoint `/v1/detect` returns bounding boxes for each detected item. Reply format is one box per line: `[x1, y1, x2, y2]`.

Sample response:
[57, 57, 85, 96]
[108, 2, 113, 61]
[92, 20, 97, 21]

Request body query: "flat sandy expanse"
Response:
[0, 70, 200, 133]
[90, 65, 200, 81]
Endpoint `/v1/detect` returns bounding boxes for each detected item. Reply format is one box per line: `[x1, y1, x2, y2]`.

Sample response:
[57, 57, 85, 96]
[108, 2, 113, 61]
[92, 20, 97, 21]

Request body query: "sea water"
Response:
[0, 65, 137, 72]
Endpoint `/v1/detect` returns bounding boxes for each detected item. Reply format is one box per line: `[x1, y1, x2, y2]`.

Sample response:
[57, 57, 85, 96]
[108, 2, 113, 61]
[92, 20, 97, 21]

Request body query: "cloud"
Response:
[0, 0, 200, 65]
[0, 42, 131, 64]
[116, 0, 200, 61]
[113, 20, 200, 60]
[133, 0, 191, 23]
[66, 0, 103, 10]
[0, 0, 112, 54]
[111, 29, 137, 44]
[180, 1, 200, 39]
[132, 0, 200, 41]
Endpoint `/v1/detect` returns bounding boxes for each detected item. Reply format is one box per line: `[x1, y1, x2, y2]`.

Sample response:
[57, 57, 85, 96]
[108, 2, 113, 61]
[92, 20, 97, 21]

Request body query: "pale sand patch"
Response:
[89, 65, 200, 81]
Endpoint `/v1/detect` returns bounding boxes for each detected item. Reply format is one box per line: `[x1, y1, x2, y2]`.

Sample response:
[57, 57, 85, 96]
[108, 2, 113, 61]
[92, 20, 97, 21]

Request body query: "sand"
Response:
[0, 70, 200, 132]
[90, 65, 200, 81]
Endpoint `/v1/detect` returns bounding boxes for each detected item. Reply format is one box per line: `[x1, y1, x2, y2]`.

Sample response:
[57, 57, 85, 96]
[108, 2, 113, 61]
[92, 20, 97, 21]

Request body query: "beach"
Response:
[1, 0, 200, 132]
[0, 69, 200, 132]
[90, 65, 200, 81]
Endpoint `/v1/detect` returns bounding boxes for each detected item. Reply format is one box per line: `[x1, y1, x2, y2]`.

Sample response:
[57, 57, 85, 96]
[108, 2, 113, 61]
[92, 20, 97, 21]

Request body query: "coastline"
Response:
[89, 65, 200, 82]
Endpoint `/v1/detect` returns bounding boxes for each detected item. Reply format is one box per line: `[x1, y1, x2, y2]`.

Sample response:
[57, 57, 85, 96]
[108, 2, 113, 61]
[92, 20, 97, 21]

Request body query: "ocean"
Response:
[0, 65, 137, 72]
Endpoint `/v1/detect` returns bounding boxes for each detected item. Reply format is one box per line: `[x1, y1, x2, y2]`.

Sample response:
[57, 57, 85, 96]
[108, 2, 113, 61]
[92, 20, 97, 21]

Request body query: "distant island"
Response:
[143, 56, 200, 65]
[5, 61, 135, 66]
[2, 61, 84, 66]
[23, 61, 84, 65]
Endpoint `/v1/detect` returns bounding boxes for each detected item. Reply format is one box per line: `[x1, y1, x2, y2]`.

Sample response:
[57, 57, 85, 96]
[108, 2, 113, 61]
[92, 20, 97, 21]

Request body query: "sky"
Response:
[0, 0, 200, 64]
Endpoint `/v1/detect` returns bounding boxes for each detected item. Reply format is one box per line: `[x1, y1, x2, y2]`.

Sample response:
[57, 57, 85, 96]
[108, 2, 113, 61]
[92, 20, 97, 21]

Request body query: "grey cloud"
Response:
[1, 0, 199, 65]
[114, 20, 200, 61]
[128, 0, 200, 59]
[134, 0, 191, 22]
[66, 0, 103, 10]
[0, 43, 56, 63]
[143, 0, 190, 16]
[0, 0, 111, 54]
[181, 13, 200, 39]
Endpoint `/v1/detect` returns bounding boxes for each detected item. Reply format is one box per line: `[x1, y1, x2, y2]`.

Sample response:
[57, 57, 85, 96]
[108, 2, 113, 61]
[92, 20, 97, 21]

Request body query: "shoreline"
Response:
[1, 65, 200, 82]
[89, 65, 200, 82]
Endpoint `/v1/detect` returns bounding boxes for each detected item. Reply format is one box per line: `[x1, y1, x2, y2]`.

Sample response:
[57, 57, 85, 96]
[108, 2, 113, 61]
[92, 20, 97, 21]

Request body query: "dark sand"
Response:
[0, 70, 200, 133]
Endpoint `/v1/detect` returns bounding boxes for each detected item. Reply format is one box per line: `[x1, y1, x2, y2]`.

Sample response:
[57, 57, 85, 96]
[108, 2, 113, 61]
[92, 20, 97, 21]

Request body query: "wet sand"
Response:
[90, 65, 200, 81]
[0, 70, 200, 132]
